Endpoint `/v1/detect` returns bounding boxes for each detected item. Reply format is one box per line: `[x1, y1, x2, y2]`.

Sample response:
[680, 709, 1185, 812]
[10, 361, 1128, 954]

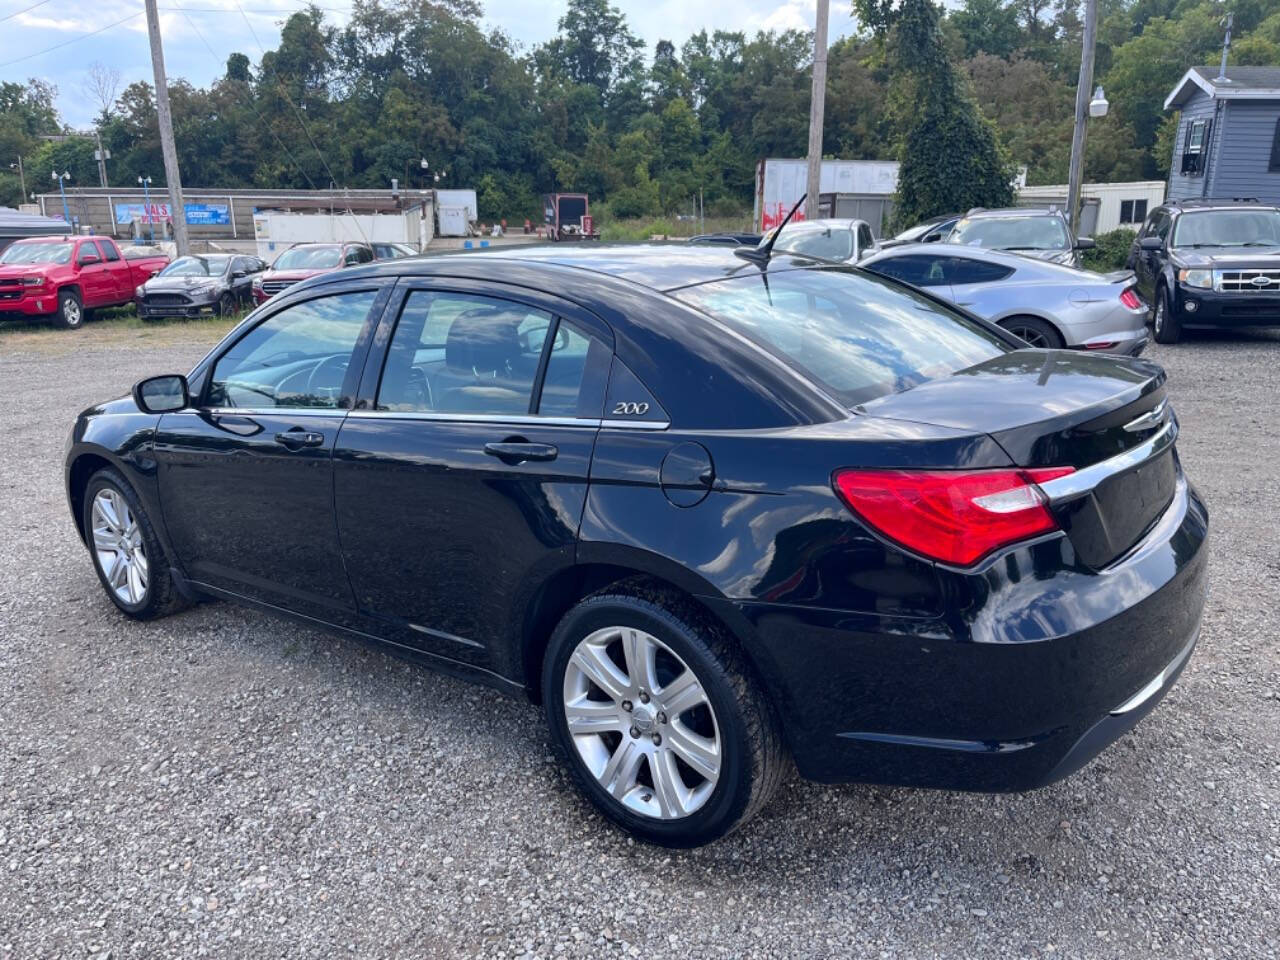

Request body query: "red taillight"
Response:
[1119, 287, 1143, 310]
[832, 467, 1075, 567]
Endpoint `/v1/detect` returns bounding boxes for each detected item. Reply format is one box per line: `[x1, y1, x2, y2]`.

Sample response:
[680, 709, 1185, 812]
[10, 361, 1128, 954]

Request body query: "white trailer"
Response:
[1016, 181, 1166, 235]
[251, 205, 433, 259]
[754, 158, 900, 235]
[434, 189, 478, 237]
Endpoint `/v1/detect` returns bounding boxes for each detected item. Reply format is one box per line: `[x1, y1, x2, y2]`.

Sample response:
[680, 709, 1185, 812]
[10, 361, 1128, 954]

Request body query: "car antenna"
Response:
[735, 194, 806, 266]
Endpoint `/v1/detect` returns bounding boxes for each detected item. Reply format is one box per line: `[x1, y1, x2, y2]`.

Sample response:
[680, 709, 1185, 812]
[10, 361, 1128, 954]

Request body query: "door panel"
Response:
[333, 416, 597, 664]
[153, 410, 354, 618]
[334, 285, 609, 670]
[152, 285, 388, 619]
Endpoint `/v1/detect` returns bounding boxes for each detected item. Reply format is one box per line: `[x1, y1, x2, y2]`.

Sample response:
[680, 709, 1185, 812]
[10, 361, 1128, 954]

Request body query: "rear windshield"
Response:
[951, 215, 1070, 251]
[0, 242, 73, 265]
[273, 246, 342, 270]
[673, 268, 1009, 407]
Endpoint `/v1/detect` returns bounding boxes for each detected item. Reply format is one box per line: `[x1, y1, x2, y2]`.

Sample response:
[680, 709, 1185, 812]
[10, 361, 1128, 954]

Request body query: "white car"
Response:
[771, 218, 880, 264]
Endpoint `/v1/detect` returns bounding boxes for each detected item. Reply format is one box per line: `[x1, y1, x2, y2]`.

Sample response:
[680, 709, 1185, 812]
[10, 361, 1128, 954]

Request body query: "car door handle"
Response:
[484, 441, 558, 464]
[274, 430, 324, 448]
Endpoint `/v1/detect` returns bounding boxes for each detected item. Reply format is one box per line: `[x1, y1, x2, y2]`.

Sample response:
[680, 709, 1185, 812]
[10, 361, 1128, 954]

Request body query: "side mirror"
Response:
[1139, 236, 1163, 251]
[1074, 237, 1097, 251]
[79, 254, 101, 266]
[232, 269, 247, 278]
[133, 374, 189, 414]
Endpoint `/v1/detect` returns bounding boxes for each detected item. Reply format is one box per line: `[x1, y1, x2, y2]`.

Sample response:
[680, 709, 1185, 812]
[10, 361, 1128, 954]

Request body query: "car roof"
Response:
[393, 242, 826, 292]
[962, 208, 1064, 220]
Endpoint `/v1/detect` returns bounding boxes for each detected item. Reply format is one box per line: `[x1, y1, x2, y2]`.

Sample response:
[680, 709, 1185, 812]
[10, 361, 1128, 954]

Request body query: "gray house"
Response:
[1164, 65, 1280, 204]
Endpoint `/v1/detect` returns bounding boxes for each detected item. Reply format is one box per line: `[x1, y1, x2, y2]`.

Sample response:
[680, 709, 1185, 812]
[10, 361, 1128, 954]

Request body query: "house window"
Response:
[1270, 119, 1280, 172]
[1120, 199, 1148, 224]
[1181, 118, 1210, 175]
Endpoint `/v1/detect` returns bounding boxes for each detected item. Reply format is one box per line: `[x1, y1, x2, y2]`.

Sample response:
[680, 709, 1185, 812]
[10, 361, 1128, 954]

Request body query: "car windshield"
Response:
[673, 268, 1010, 407]
[273, 246, 342, 270]
[950, 215, 1070, 251]
[773, 225, 855, 261]
[0, 241, 73, 265]
[1171, 209, 1280, 248]
[160, 255, 230, 277]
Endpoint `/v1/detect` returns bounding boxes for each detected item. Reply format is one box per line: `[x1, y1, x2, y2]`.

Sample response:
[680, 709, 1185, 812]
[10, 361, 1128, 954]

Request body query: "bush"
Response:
[1082, 228, 1137, 272]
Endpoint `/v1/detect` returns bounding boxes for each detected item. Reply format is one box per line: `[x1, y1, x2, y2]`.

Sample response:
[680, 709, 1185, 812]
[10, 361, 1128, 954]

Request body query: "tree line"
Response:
[1, 0, 1278, 226]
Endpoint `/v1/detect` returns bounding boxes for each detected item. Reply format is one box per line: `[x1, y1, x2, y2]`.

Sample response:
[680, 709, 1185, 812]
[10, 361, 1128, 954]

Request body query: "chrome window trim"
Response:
[204, 406, 341, 418]
[345, 409, 670, 430]
[1039, 416, 1177, 504]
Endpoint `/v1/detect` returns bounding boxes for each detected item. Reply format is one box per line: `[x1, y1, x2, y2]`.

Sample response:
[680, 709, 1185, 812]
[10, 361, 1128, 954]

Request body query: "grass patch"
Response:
[0, 304, 246, 354]
[598, 214, 755, 243]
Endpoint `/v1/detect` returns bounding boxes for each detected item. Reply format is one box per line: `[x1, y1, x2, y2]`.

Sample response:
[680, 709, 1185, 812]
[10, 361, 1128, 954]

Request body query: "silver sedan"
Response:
[861, 243, 1150, 355]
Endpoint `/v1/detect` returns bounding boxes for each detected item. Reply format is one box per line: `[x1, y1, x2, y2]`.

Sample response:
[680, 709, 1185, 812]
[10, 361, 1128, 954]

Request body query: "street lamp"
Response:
[9, 157, 25, 198]
[1088, 85, 1109, 118]
[138, 175, 155, 243]
[52, 170, 72, 225]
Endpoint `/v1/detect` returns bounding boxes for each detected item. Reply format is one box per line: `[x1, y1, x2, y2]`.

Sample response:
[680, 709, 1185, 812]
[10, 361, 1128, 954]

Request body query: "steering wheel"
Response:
[305, 354, 350, 401]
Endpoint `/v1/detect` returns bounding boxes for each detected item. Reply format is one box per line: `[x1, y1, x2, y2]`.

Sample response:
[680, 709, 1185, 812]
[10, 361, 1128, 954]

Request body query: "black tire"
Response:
[1152, 284, 1182, 344]
[82, 467, 189, 621]
[217, 291, 235, 317]
[998, 315, 1064, 349]
[54, 289, 84, 330]
[543, 584, 786, 847]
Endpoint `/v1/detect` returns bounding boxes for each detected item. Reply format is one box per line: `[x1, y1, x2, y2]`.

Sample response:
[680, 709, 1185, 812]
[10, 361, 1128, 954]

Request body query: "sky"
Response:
[0, 0, 861, 129]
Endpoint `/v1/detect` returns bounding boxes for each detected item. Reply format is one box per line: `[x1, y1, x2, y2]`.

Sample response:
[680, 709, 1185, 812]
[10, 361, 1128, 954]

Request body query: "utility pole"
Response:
[143, 0, 189, 255]
[10, 156, 25, 198]
[1066, 0, 1099, 237]
[804, 0, 830, 222]
[93, 129, 109, 188]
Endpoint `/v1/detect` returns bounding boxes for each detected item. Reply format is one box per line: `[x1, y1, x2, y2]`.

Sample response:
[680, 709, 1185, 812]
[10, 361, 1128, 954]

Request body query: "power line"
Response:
[0, 11, 142, 67]
[171, 0, 320, 190]
[0, 0, 53, 24]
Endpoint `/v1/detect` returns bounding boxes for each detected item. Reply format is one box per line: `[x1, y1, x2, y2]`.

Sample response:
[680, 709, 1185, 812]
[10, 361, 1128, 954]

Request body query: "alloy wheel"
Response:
[562, 626, 721, 820]
[1154, 297, 1166, 336]
[1008, 323, 1049, 347]
[64, 299, 82, 327]
[91, 488, 148, 604]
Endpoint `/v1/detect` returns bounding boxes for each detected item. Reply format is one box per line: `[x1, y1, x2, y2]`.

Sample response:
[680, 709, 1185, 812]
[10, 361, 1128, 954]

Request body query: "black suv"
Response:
[1128, 198, 1280, 343]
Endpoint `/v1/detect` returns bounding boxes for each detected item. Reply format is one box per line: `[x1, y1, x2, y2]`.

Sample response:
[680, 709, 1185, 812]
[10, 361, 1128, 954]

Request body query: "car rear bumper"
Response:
[1174, 287, 1280, 326]
[711, 470, 1209, 791]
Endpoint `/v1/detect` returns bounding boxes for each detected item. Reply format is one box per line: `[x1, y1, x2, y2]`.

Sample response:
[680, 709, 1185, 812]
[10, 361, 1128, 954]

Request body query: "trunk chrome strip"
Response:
[1039, 417, 1177, 504]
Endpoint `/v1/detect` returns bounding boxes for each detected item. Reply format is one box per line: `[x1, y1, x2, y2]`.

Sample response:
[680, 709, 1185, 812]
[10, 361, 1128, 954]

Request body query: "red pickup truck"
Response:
[0, 236, 170, 329]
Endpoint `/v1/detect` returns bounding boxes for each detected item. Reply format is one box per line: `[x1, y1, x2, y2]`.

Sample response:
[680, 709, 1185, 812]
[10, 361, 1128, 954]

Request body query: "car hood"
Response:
[0, 263, 55, 280]
[1172, 246, 1280, 269]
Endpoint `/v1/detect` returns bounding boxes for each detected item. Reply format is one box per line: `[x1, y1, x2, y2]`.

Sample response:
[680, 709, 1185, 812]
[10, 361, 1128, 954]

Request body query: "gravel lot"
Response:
[1, 318, 1277, 959]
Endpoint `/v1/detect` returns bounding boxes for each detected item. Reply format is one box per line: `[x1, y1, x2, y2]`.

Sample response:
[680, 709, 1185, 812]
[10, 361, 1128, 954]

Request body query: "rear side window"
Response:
[376, 290, 605, 419]
[866, 254, 950, 287]
[99, 239, 121, 261]
[947, 257, 1015, 284]
[673, 269, 1009, 407]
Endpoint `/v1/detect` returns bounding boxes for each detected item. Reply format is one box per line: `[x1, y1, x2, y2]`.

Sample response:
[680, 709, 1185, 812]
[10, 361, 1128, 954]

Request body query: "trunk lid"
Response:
[860, 349, 1177, 567]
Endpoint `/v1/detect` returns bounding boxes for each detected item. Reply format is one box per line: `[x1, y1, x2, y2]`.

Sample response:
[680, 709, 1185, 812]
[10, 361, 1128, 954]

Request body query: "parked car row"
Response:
[0, 237, 423, 330]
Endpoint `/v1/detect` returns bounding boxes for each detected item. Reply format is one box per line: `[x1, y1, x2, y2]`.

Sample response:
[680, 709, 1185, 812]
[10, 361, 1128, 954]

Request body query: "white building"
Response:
[1016, 181, 1166, 235]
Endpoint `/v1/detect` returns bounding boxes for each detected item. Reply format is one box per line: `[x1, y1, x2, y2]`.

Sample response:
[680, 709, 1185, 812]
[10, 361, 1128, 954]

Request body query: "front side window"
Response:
[1171, 209, 1280, 249]
[377, 291, 580, 417]
[208, 290, 377, 409]
[950, 215, 1070, 252]
[674, 268, 1009, 407]
[774, 225, 855, 261]
[77, 242, 102, 265]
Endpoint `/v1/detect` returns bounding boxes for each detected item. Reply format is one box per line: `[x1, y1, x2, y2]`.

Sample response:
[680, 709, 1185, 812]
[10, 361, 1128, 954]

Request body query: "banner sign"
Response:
[114, 202, 230, 226]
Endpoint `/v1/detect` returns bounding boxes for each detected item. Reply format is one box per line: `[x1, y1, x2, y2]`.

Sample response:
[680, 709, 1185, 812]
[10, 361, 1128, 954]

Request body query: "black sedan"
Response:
[66, 245, 1208, 847]
[136, 253, 265, 318]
